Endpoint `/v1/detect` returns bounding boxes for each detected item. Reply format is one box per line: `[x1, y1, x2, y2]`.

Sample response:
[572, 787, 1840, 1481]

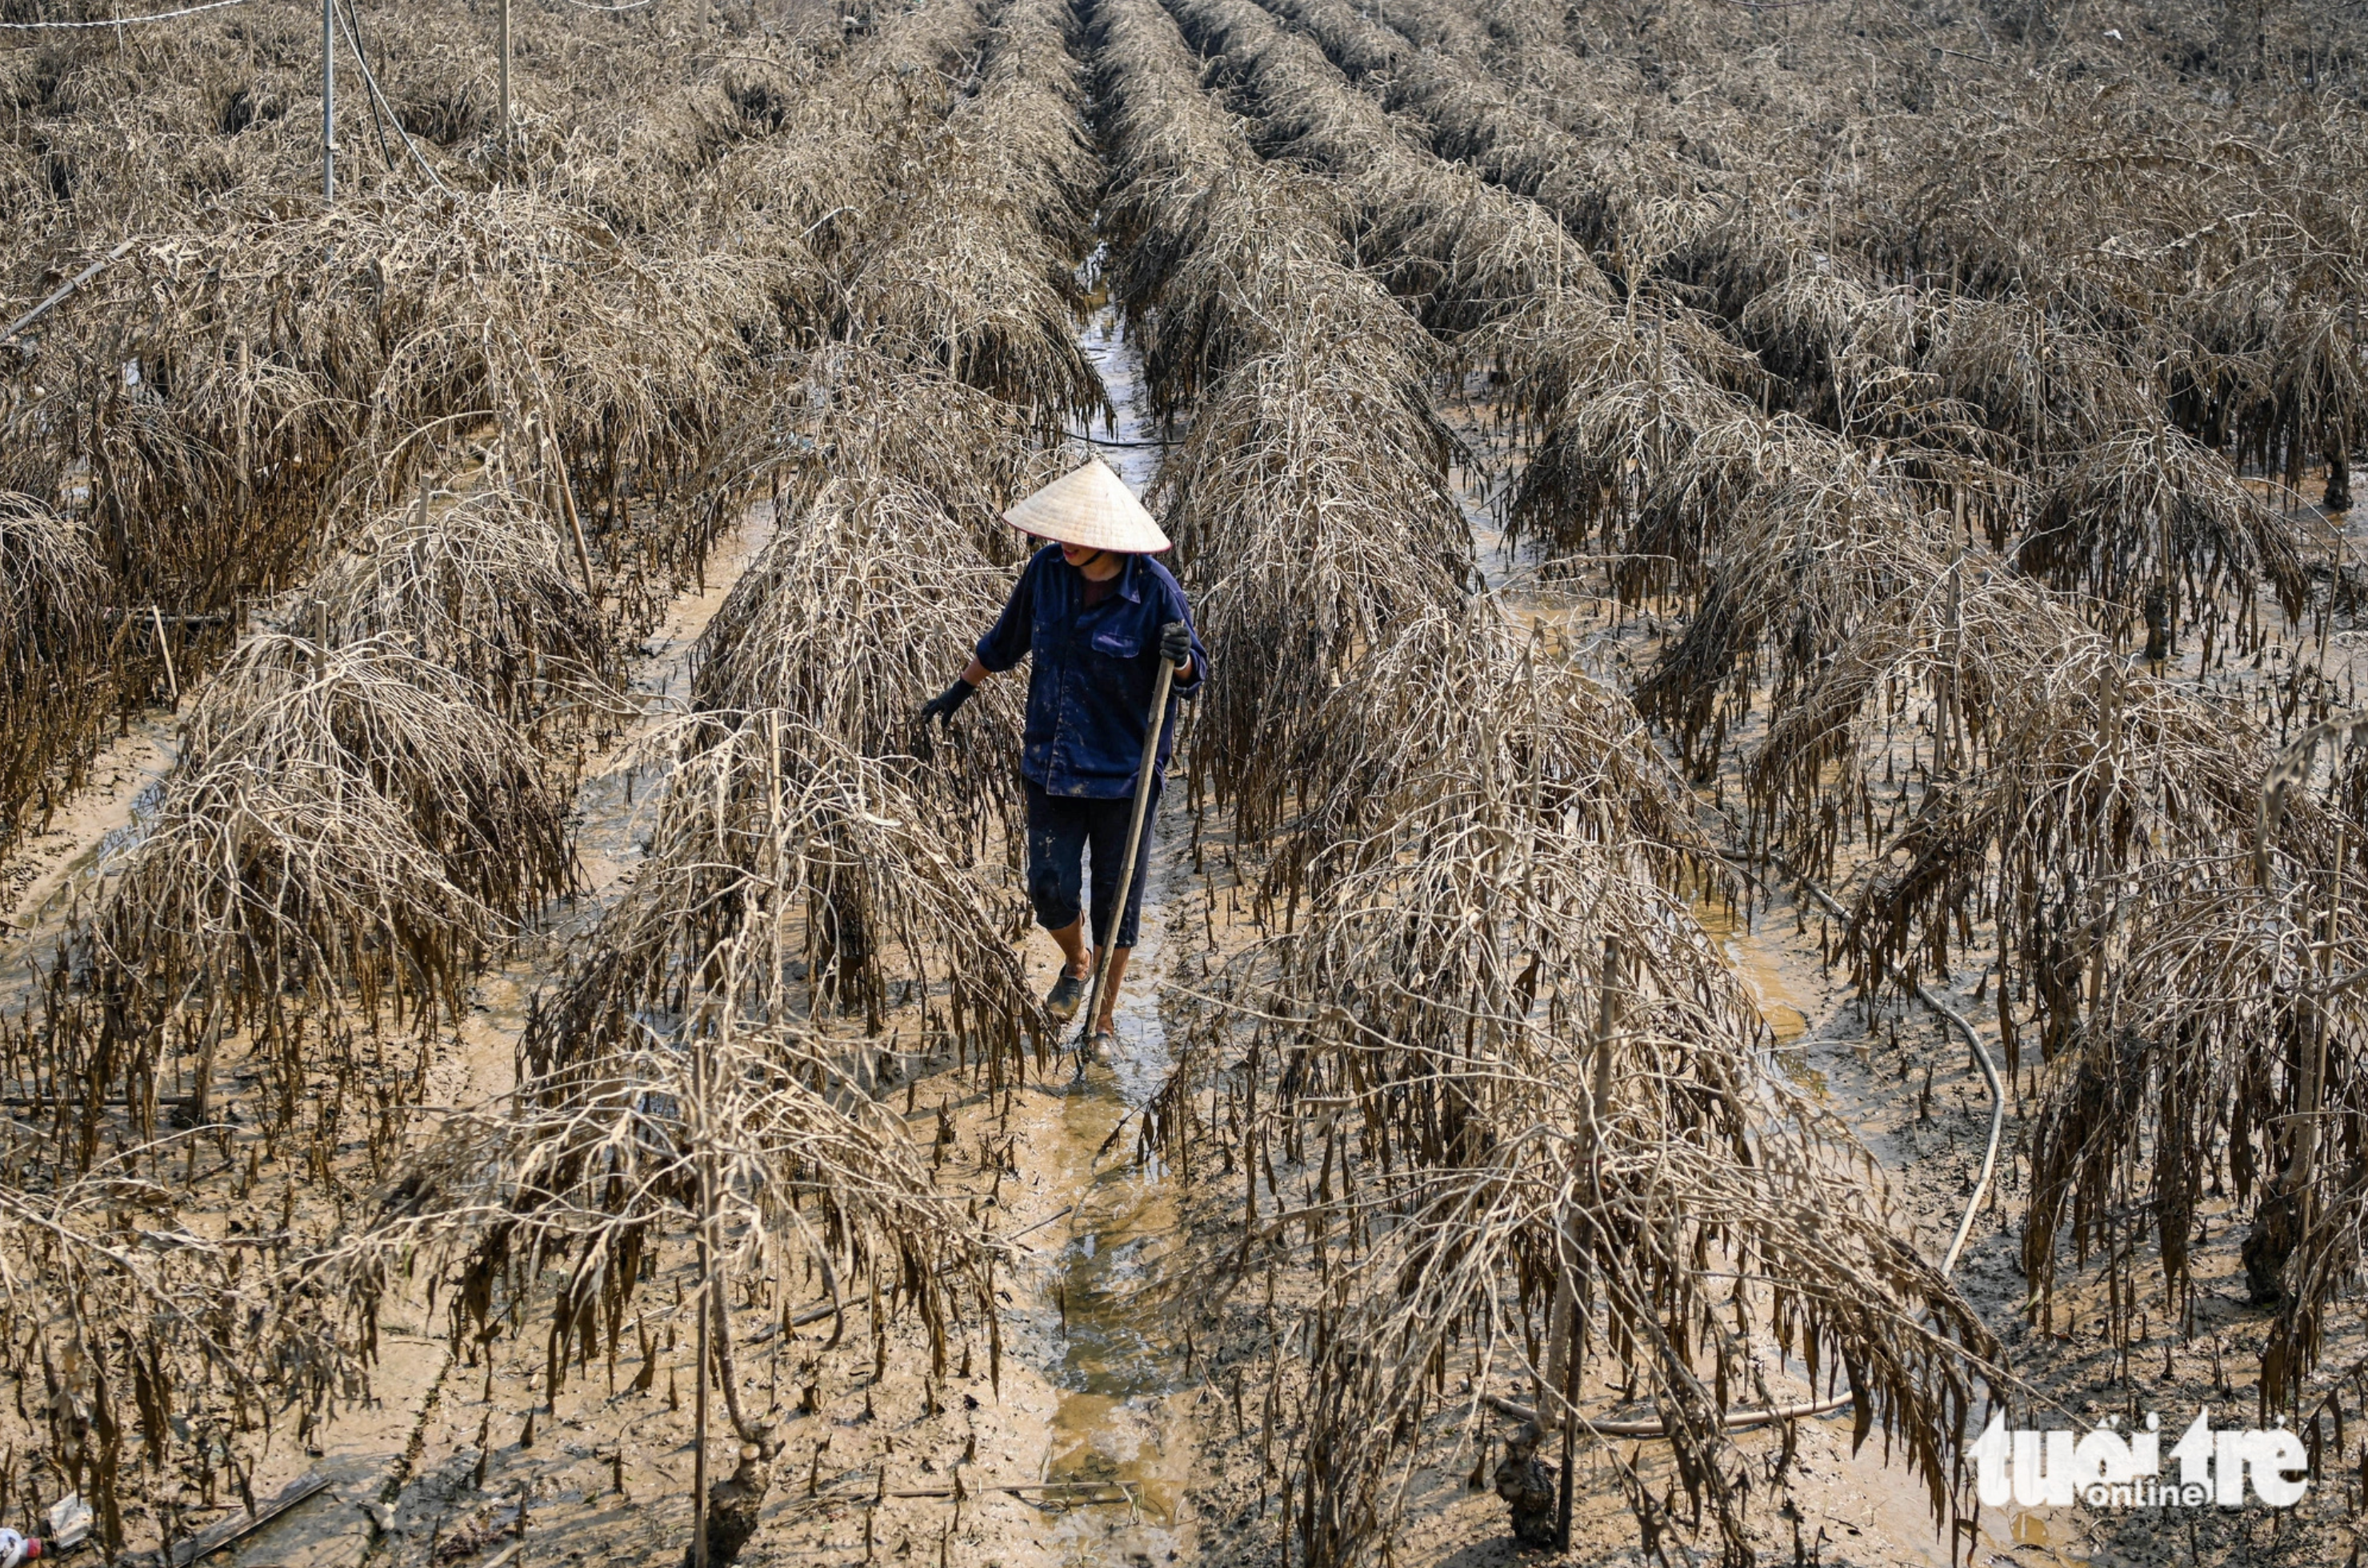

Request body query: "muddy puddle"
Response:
[1001, 851, 1195, 1562]
[0, 724, 175, 985]
[1050, 856, 1192, 1535]
[1686, 893, 1843, 1107]
[1690, 894, 1815, 1048]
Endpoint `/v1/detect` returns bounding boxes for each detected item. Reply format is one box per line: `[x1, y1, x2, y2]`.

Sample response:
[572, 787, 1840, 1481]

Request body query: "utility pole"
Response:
[498, 0, 512, 170]
[321, 0, 334, 202]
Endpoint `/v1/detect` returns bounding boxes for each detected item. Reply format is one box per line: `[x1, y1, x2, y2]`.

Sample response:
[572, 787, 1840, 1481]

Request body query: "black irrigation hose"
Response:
[336, 0, 456, 194]
[1062, 429, 1176, 450]
[334, 0, 398, 174]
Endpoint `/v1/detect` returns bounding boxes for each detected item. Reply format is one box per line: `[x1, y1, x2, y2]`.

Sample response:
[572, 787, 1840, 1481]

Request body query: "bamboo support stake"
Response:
[551, 448, 595, 594]
[516, 369, 596, 592]
[2286, 825, 2345, 1209]
[1942, 492, 1965, 774]
[0, 239, 134, 346]
[321, 0, 334, 202]
[1541, 937, 1621, 1430]
[692, 1034, 714, 1568]
[150, 605, 178, 706]
[498, 0, 511, 168]
[1554, 1281, 1581, 1552]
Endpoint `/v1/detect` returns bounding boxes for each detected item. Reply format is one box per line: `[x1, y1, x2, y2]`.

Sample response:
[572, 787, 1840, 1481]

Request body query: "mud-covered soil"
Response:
[14, 346, 2357, 1568]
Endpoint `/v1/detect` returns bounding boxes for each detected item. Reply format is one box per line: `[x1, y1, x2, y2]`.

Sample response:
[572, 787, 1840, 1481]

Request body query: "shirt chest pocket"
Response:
[1090, 624, 1142, 659]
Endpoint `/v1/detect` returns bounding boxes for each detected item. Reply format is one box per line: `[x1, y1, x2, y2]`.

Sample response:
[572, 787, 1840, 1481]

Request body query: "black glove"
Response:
[918, 678, 975, 729]
[1158, 620, 1192, 670]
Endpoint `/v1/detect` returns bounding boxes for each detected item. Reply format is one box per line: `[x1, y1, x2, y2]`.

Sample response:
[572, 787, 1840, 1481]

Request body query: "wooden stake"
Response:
[2287, 825, 2346, 1209]
[692, 1034, 714, 1568]
[551, 447, 595, 594]
[322, 0, 335, 202]
[1554, 1314, 1578, 1552]
[150, 605, 178, 706]
[498, 0, 512, 169]
[1542, 937, 1622, 1418]
[1942, 492, 1965, 773]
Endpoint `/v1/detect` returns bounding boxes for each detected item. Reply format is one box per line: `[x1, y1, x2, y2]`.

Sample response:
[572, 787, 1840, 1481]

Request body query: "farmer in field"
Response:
[917, 458, 1206, 1050]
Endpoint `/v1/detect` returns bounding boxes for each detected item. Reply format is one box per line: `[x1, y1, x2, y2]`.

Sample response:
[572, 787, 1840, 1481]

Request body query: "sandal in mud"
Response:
[1046, 970, 1088, 1021]
[1086, 1029, 1117, 1062]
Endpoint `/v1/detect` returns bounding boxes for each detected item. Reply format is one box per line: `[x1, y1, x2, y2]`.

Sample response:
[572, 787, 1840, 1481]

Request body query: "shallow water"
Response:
[1067, 264, 1166, 499]
[1008, 865, 1194, 1561]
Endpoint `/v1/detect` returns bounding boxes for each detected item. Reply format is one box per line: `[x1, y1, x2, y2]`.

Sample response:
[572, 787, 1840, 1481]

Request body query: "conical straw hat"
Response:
[1003, 457, 1172, 554]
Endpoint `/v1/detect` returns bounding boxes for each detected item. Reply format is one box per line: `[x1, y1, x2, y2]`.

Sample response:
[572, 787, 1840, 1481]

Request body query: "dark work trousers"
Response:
[1023, 775, 1162, 950]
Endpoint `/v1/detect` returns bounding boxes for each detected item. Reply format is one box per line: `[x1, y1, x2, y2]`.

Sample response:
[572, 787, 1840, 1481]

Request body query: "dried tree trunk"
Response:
[2246, 827, 2346, 1302]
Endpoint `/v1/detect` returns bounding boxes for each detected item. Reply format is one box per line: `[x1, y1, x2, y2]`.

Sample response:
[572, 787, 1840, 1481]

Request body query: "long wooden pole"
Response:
[1078, 652, 1175, 1057]
[1942, 491, 1964, 774]
[1554, 1321, 1579, 1550]
[546, 430, 596, 593]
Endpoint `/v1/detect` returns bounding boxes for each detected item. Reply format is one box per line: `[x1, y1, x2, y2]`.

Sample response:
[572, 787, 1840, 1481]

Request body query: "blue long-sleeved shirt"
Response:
[974, 545, 1209, 798]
